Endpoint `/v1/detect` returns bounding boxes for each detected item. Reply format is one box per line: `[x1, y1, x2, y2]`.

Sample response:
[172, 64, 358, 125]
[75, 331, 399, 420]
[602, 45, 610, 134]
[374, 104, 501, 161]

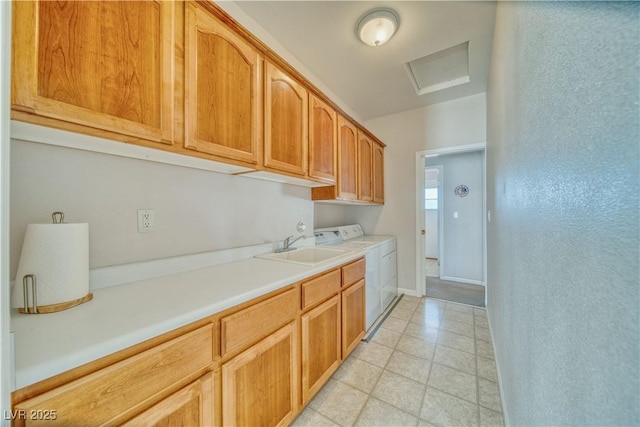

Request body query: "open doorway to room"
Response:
[424, 166, 442, 278]
[416, 144, 487, 307]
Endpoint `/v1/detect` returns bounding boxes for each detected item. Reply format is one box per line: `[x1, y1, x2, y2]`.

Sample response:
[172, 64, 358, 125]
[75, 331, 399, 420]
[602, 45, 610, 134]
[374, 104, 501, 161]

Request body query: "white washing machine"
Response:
[315, 224, 397, 331]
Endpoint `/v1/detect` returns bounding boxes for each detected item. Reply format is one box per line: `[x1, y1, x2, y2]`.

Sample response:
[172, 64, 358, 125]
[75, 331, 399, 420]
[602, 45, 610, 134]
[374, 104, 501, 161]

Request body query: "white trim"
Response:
[88, 241, 306, 291]
[416, 143, 487, 296]
[415, 154, 426, 295]
[398, 288, 421, 298]
[1, 0, 12, 419]
[487, 309, 510, 426]
[482, 149, 488, 306]
[441, 276, 484, 286]
[435, 165, 444, 280]
[11, 121, 255, 175]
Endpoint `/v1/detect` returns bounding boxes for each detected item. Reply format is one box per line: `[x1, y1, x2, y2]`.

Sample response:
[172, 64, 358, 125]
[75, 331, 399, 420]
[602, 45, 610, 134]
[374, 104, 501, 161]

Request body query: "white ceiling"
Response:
[235, 1, 497, 121]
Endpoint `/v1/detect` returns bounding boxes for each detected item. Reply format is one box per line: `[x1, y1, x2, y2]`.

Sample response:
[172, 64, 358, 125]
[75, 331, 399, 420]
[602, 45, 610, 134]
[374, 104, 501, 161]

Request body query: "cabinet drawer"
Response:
[342, 258, 365, 287]
[301, 269, 341, 310]
[221, 288, 298, 357]
[14, 325, 213, 426]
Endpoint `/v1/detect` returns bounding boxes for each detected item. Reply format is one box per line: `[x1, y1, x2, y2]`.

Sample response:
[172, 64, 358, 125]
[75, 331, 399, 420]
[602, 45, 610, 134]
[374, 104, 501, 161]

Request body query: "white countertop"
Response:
[11, 246, 380, 390]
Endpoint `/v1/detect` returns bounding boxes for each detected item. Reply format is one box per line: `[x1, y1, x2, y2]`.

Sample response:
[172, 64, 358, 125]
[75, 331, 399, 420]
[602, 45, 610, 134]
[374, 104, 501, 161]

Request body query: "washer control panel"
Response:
[337, 224, 364, 240]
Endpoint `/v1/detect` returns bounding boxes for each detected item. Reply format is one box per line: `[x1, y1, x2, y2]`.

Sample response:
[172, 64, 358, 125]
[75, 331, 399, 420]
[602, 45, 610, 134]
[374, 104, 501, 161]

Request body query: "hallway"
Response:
[292, 296, 503, 426]
[425, 259, 485, 307]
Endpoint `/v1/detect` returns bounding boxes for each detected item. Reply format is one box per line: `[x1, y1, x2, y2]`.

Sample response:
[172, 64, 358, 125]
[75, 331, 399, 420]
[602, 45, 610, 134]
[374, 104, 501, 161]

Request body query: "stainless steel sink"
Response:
[256, 247, 348, 266]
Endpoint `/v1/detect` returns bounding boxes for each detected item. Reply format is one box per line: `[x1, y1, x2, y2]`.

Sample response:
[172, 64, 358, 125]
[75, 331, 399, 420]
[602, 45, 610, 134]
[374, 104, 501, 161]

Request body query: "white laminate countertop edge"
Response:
[11, 246, 379, 390]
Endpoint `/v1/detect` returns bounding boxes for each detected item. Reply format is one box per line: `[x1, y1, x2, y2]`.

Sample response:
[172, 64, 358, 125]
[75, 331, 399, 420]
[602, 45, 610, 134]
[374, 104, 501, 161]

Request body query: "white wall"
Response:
[427, 151, 483, 284]
[316, 93, 486, 294]
[487, 2, 639, 425]
[10, 140, 313, 276]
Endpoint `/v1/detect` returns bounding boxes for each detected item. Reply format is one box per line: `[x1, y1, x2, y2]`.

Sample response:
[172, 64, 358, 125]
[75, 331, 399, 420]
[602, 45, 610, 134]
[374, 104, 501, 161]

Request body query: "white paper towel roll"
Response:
[12, 223, 89, 311]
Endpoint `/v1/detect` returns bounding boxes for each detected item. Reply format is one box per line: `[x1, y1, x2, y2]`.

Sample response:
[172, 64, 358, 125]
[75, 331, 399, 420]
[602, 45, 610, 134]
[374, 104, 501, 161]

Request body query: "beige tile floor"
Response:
[292, 296, 504, 427]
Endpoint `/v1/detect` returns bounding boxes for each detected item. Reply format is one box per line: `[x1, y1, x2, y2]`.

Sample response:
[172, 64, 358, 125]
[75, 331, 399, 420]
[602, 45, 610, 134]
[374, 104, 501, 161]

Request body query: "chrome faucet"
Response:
[277, 235, 305, 253]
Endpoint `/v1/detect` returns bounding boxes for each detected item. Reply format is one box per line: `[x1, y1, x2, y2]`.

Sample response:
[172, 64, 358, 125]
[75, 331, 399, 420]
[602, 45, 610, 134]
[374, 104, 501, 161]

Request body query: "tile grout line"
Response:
[415, 298, 438, 426]
[314, 298, 501, 427]
[350, 298, 420, 426]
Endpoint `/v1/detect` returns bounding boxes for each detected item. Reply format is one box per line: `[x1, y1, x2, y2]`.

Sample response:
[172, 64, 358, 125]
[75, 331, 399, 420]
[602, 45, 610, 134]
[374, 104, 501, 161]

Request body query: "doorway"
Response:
[415, 143, 487, 307]
[424, 166, 442, 278]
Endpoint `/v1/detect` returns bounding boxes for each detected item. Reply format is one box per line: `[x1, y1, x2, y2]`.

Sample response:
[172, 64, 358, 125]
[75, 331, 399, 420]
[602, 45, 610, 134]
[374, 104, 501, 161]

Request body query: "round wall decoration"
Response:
[454, 185, 469, 197]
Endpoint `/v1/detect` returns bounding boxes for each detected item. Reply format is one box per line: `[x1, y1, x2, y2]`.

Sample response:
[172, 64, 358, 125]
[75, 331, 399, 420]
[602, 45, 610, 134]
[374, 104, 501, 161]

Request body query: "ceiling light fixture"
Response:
[356, 8, 400, 47]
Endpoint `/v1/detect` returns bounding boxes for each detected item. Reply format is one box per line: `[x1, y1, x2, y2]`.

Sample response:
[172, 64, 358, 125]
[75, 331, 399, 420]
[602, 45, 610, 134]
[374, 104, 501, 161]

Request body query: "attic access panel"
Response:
[406, 41, 470, 95]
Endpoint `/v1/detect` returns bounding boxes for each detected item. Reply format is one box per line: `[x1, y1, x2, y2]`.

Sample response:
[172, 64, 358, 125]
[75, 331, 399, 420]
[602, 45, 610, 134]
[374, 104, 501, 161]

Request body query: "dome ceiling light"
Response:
[356, 8, 400, 47]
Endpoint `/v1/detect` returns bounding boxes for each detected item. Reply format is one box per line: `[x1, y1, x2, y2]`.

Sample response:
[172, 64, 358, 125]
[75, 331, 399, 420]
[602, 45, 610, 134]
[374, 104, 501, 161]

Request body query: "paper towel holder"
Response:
[17, 211, 93, 314]
[20, 274, 93, 314]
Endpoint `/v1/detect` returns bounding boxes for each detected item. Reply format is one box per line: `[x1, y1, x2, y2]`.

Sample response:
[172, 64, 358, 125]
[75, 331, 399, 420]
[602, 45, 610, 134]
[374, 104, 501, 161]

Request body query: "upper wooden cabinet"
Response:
[11, 0, 386, 191]
[184, 3, 262, 166]
[311, 118, 385, 204]
[357, 131, 374, 202]
[12, 0, 175, 145]
[264, 61, 308, 176]
[337, 115, 359, 201]
[308, 94, 337, 183]
[373, 141, 385, 204]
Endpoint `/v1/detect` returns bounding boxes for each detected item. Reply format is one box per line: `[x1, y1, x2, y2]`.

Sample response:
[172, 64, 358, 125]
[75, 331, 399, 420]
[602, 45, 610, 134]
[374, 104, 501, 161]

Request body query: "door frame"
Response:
[424, 165, 443, 277]
[415, 143, 487, 303]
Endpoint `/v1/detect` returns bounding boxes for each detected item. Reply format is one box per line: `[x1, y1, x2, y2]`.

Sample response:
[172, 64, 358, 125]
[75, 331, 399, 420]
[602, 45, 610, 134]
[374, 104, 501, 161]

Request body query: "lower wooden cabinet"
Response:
[301, 295, 341, 403]
[221, 322, 299, 427]
[122, 373, 214, 427]
[11, 324, 213, 426]
[12, 258, 366, 427]
[342, 279, 366, 358]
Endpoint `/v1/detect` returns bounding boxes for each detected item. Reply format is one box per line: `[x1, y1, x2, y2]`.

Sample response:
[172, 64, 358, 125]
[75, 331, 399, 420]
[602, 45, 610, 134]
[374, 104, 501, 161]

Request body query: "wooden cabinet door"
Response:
[264, 62, 308, 176]
[337, 115, 358, 200]
[308, 94, 337, 183]
[11, 325, 214, 426]
[342, 279, 365, 358]
[301, 295, 341, 403]
[184, 3, 262, 165]
[221, 322, 299, 427]
[358, 132, 374, 202]
[122, 373, 213, 427]
[12, 1, 175, 145]
[373, 141, 385, 204]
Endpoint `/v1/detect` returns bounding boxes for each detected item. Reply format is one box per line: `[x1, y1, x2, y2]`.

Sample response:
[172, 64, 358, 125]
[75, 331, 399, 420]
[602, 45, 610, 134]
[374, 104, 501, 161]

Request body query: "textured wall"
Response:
[11, 140, 313, 275]
[486, 2, 639, 425]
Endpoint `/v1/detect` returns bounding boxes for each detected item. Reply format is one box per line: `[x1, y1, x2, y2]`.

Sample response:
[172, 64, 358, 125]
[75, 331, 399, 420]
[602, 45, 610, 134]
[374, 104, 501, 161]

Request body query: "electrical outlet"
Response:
[137, 209, 155, 233]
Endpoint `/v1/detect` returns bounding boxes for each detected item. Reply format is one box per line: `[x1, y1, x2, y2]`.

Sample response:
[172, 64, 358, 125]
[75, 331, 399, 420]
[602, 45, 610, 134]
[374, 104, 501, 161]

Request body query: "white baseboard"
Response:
[398, 287, 421, 297]
[486, 307, 510, 426]
[440, 276, 484, 286]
